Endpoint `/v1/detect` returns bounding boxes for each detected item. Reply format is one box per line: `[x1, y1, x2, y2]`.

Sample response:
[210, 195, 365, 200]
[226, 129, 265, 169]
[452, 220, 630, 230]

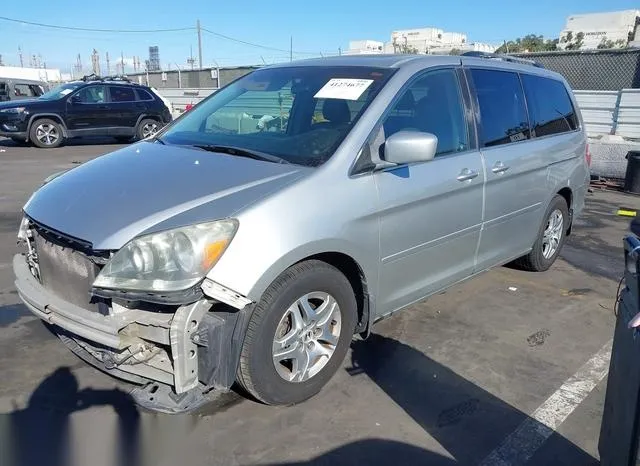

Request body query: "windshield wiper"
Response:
[191, 144, 290, 164]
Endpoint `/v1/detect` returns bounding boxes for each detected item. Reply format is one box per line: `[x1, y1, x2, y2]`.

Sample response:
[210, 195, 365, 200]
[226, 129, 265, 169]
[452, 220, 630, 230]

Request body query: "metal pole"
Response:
[175, 63, 182, 88]
[121, 51, 124, 74]
[197, 19, 203, 70]
[290, 36, 293, 62]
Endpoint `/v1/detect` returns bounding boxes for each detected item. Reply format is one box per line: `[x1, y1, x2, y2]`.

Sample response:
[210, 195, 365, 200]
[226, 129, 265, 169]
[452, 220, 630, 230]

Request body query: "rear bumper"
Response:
[13, 253, 210, 393]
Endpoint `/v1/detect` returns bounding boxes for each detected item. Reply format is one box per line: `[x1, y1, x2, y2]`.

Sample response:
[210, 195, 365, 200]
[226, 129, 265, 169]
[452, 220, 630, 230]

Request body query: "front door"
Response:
[375, 68, 484, 316]
[467, 67, 548, 270]
[65, 85, 110, 131]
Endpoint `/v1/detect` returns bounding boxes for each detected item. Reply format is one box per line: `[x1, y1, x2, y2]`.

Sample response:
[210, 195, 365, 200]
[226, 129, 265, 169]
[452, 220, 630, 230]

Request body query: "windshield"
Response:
[160, 66, 395, 167]
[38, 82, 83, 100]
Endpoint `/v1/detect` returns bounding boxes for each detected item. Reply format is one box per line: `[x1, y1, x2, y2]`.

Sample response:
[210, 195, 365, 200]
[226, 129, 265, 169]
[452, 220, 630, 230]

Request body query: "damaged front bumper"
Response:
[13, 253, 252, 409]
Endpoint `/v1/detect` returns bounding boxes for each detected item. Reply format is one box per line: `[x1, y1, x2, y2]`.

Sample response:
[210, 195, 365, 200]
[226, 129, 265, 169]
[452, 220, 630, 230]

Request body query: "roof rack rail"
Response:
[79, 74, 138, 84]
[460, 51, 544, 68]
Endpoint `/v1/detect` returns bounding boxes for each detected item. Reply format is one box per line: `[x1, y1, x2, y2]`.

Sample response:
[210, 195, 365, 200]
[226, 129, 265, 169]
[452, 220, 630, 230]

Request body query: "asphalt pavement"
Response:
[0, 137, 634, 466]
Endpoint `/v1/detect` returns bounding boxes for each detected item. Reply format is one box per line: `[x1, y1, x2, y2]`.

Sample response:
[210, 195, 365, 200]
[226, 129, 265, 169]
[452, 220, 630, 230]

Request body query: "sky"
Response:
[0, 0, 638, 73]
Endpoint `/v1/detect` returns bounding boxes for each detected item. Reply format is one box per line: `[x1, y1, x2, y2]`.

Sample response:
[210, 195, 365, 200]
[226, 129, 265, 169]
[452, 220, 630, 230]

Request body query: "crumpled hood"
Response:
[24, 142, 308, 249]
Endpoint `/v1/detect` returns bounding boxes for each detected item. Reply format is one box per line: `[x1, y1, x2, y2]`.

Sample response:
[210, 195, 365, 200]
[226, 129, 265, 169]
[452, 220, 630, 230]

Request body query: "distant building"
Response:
[0, 66, 61, 82]
[345, 27, 495, 56]
[147, 46, 161, 72]
[559, 10, 640, 49]
[343, 40, 384, 55]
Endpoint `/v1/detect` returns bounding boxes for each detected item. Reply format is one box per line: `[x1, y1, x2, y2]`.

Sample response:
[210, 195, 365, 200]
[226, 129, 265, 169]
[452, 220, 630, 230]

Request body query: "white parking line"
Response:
[479, 340, 613, 466]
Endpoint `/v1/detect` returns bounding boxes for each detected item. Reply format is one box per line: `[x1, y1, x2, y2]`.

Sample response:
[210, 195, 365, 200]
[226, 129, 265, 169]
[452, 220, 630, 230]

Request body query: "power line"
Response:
[0, 15, 195, 33]
[200, 27, 321, 55]
[0, 15, 330, 58]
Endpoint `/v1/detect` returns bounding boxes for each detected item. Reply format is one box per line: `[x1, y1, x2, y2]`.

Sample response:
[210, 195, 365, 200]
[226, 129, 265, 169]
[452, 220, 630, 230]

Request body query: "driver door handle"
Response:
[492, 161, 510, 174]
[457, 168, 479, 182]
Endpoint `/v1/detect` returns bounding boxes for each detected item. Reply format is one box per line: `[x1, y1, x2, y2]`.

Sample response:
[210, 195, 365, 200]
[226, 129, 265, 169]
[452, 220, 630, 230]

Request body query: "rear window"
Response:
[521, 74, 578, 137]
[471, 69, 530, 147]
[109, 86, 136, 102]
[135, 88, 154, 101]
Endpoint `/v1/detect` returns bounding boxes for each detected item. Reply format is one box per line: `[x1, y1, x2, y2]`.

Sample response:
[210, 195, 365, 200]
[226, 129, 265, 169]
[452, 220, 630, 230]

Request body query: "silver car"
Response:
[13, 54, 589, 412]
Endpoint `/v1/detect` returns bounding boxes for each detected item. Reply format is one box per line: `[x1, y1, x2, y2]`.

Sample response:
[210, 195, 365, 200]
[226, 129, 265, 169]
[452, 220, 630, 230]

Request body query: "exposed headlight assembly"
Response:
[0, 107, 26, 113]
[93, 219, 238, 293]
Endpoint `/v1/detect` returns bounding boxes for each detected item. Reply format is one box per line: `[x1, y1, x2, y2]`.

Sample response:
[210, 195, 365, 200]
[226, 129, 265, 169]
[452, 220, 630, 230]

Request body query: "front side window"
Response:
[75, 85, 106, 104]
[383, 68, 468, 156]
[160, 66, 395, 167]
[110, 86, 136, 102]
[521, 74, 578, 137]
[471, 69, 530, 147]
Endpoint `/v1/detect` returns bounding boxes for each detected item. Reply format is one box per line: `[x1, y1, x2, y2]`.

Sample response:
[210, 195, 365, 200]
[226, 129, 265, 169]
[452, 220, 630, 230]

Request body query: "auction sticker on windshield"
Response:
[314, 79, 374, 100]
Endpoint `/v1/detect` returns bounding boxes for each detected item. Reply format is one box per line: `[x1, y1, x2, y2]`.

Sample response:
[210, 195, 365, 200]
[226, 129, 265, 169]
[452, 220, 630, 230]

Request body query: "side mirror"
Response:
[69, 95, 81, 104]
[384, 130, 438, 165]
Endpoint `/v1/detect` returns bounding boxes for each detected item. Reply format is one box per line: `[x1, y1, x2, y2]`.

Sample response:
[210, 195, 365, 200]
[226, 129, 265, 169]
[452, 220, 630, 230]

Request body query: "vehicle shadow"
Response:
[344, 333, 598, 466]
[2, 366, 140, 466]
[259, 438, 457, 465]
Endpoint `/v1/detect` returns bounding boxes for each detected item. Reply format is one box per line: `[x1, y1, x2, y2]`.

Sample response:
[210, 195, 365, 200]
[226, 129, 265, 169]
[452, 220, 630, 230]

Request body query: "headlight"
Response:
[0, 107, 26, 113]
[93, 219, 238, 292]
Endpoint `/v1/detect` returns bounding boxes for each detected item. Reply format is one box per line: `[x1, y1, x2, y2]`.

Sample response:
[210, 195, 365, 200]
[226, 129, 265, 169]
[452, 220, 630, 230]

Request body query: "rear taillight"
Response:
[585, 143, 592, 167]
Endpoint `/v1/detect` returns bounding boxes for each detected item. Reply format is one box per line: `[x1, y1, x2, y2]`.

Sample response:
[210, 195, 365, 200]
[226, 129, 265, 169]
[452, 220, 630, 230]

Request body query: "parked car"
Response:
[13, 54, 589, 411]
[0, 78, 48, 103]
[0, 75, 172, 148]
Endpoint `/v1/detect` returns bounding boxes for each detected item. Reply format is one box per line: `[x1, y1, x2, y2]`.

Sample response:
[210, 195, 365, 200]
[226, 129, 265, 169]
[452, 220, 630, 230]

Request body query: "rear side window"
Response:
[109, 86, 136, 102]
[471, 69, 530, 147]
[521, 74, 578, 137]
[135, 88, 154, 101]
[14, 83, 37, 97]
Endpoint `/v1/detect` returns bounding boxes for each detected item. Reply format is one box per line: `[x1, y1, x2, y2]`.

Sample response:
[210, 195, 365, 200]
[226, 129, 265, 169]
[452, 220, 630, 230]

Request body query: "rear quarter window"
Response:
[470, 69, 531, 147]
[135, 88, 154, 101]
[520, 74, 578, 137]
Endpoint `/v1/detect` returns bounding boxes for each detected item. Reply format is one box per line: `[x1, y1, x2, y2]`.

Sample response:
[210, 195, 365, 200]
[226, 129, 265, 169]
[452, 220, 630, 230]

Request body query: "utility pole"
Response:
[290, 36, 293, 62]
[121, 51, 125, 74]
[197, 19, 203, 70]
[106, 52, 111, 75]
[18, 47, 23, 67]
[338, 47, 342, 56]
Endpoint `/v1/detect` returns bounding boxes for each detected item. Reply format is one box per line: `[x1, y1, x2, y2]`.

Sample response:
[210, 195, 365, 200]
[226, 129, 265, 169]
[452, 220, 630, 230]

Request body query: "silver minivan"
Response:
[13, 54, 590, 412]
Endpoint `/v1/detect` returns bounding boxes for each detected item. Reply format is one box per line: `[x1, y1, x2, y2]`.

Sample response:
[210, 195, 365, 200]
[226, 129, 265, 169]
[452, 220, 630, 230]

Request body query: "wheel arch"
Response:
[27, 113, 68, 141]
[556, 187, 573, 235]
[242, 245, 374, 338]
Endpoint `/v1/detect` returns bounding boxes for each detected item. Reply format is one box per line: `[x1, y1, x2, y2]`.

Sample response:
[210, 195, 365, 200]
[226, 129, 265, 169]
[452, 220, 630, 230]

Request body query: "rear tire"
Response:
[237, 260, 357, 405]
[136, 118, 160, 140]
[30, 118, 64, 148]
[514, 194, 569, 272]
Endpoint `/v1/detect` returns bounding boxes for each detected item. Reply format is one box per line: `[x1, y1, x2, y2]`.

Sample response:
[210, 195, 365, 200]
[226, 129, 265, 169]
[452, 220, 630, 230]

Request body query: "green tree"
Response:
[449, 48, 462, 56]
[495, 35, 558, 53]
[564, 31, 584, 50]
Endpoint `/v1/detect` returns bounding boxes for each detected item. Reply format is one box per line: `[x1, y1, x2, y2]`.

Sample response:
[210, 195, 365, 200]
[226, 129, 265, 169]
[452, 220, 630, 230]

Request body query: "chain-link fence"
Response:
[513, 49, 640, 90]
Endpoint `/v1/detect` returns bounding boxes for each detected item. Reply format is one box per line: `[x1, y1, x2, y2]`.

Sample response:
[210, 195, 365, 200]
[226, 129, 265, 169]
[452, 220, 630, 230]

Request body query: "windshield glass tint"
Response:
[39, 82, 83, 100]
[160, 66, 395, 166]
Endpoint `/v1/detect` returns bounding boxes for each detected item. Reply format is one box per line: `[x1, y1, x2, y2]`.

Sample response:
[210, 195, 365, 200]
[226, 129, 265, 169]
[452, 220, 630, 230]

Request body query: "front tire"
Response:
[237, 260, 357, 405]
[30, 118, 64, 148]
[514, 194, 569, 272]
